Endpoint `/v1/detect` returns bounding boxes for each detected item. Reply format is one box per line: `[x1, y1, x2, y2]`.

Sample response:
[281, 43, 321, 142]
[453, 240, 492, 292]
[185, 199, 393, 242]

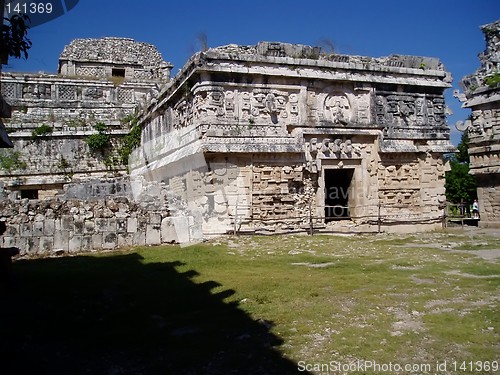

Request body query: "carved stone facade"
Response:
[131, 41, 454, 234]
[58, 37, 173, 81]
[459, 20, 500, 226]
[0, 37, 170, 198]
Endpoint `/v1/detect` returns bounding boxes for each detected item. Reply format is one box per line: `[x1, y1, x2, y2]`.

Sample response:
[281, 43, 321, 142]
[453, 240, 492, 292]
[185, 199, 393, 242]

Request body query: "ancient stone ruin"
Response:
[131, 41, 455, 236]
[0, 38, 457, 254]
[458, 20, 500, 227]
[0, 37, 171, 199]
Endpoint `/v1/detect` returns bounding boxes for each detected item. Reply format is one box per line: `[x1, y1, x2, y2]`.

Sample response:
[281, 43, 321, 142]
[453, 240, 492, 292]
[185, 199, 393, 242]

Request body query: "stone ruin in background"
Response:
[457, 19, 500, 227]
[0, 37, 171, 199]
[0, 37, 458, 254]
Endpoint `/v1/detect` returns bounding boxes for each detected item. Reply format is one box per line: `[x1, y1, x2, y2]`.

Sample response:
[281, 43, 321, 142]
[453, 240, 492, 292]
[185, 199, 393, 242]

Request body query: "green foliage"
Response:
[117, 116, 141, 165]
[93, 122, 107, 133]
[484, 73, 500, 88]
[0, 149, 27, 173]
[57, 156, 73, 180]
[86, 122, 110, 152]
[31, 124, 53, 138]
[445, 130, 476, 204]
[445, 161, 477, 204]
[103, 153, 121, 169]
[1, 14, 32, 62]
[456, 131, 470, 163]
[57, 156, 70, 170]
[86, 133, 110, 152]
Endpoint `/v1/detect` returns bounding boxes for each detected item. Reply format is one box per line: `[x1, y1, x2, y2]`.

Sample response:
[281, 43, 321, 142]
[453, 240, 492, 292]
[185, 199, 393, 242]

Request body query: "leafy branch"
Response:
[1, 14, 32, 62]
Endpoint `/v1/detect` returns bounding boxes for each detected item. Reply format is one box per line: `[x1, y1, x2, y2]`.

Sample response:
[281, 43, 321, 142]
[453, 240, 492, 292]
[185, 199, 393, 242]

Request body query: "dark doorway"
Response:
[324, 168, 354, 221]
[20, 189, 39, 199]
[112, 68, 126, 77]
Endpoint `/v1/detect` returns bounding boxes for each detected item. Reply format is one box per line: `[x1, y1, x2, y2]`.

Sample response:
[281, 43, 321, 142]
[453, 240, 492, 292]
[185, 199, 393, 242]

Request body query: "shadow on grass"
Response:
[0, 253, 308, 375]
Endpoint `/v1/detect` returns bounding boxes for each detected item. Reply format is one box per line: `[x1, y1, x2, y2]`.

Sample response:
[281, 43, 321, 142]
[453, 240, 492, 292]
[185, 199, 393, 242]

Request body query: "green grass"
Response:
[1, 232, 499, 374]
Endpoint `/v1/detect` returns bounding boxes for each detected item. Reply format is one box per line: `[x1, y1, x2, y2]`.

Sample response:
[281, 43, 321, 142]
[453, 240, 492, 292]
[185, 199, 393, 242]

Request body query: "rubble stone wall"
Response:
[0, 197, 166, 255]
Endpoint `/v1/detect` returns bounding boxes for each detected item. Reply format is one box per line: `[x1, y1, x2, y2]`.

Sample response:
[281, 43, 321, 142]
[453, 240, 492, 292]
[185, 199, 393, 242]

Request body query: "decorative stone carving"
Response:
[22, 83, 52, 99]
[376, 92, 446, 129]
[57, 85, 77, 101]
[378, 162, 420, 188]
[324, 94, 351, 125]
[375, 95, 387, 125]
[76, 66, 105, 78]
[251, 165, 307, 221]
[84, 87, 104, 100]
[2, 83, 16, 99]
[117, 88, 134, 103]
[305, 137, 362, 163]
[60, 37, 172, 80]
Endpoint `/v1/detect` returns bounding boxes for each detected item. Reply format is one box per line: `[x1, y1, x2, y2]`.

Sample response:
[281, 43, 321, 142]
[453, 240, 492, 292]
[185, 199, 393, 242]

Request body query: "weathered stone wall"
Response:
[0, 176, 204, 254]
[59, 37, 172, 80]
[0, 37, 170, 195]
[0, 69, 162, 190]
[459, 20, 500, 227]
[0, 197, 163, 254]
[132, 42, 453, 234]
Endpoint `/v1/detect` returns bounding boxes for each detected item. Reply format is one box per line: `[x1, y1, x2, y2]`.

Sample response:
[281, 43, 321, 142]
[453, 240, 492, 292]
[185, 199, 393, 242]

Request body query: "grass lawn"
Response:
[1, 230, 499, 374]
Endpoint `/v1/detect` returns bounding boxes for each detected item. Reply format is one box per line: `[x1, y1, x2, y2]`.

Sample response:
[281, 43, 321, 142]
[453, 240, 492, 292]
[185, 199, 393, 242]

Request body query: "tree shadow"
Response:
[0, 253, 309, 374]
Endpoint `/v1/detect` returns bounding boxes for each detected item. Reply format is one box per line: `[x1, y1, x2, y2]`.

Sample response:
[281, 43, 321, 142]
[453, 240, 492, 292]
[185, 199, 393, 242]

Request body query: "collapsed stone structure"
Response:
[458, 20, 500, 227]
[0, 37, 171, 199]
[131, 41, 455, 235]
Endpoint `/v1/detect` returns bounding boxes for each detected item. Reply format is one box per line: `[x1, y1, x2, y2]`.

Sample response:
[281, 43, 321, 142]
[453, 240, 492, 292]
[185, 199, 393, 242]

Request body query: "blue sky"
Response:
[3, 0, 500, 145]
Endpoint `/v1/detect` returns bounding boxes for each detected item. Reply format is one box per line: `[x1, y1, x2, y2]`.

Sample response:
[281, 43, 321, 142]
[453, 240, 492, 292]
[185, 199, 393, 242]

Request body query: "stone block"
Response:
[3, 237, 16, 247]
[33, 221, 44, 236]
[118, 233, 132, 248]
[40, 236, 53, 253]
[54, 230, 69, 252]
[127, 217, 138, 233]
[26, 237, 40, 254]
[161, 217, 178, 243]
[146, 224, 161, 245]
[62, 215, 73, 230]
[171, 216, 191, 243]
[20, 223, 32, 237]
[69, 236, 82, 253]
[43, 219, 55, 236]
[17, 238, 29, 255]
[92, 233, 103, 249]
[133, 231, 146, 246]
[74, 219, 85, 234]
[149, 212, 162, 225]
[95, 218, 107, 232]
[103, 232, 117, 249]
[84, 220, 95, 234]
[81, 236, 93, 252]
[5, 224, 19, 237]
[107, 219, 117, 232]
[116, 218, 127, 234]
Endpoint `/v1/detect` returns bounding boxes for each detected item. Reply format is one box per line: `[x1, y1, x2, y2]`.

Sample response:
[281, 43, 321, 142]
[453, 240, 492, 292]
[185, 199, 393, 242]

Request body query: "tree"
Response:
[445, 131, 477, 204]
[1, 13, 32, 63]
[456, 131, 470, 163]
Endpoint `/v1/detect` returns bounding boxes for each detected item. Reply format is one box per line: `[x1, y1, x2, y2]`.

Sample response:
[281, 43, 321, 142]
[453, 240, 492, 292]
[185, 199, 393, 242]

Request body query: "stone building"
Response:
[0, 37, 171, 199]
[130, 42, 455, 235]
[459, 20, 500, 227]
